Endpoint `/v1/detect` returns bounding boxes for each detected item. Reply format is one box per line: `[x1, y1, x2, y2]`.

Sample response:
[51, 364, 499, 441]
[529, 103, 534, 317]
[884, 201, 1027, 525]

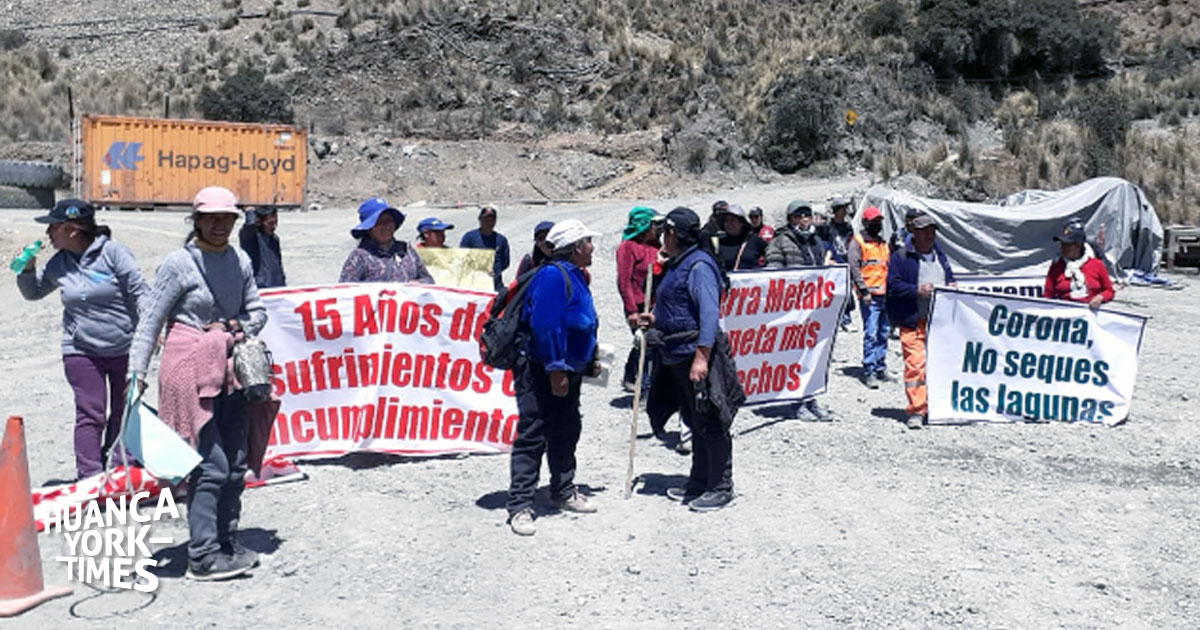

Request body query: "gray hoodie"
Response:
[17, 235, 148, 357]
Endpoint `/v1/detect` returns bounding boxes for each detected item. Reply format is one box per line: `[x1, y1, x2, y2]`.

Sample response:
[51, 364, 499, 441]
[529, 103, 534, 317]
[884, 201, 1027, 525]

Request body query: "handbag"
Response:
[232, 336, 274, 401]
[188, 249, 274, 400]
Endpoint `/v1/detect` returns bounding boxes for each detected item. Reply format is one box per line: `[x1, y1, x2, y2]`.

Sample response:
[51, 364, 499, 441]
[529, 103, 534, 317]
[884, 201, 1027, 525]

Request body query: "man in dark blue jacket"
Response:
[506, 219, 600, 536]
[238, 207, 286, 288]
[886, 213, 956, 430]
[459, 205, 511, 291]
[636, 207, 734, 512]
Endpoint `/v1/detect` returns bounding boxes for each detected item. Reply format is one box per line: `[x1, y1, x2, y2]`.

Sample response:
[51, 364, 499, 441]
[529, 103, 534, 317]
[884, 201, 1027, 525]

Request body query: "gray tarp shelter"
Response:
[861, 177, 1163, 281]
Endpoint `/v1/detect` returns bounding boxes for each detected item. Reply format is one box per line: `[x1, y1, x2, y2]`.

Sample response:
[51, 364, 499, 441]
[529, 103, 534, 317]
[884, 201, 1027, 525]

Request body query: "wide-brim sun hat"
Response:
[547, 219, 601, 250]
[193, 186, 240, 214]
[622, 206, 660, 240]
[352, 197, 405, 238]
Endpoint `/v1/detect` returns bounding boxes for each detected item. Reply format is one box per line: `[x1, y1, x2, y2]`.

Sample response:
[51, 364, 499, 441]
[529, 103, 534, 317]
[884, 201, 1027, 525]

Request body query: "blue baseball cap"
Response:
[351, 197, 404, 238]
[534, 220, 554, 236]
[417, 217, 454, 233]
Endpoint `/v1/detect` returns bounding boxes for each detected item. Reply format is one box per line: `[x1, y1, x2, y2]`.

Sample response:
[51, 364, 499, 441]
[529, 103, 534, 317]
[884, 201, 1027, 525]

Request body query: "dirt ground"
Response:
[2, 176, 1197, 629]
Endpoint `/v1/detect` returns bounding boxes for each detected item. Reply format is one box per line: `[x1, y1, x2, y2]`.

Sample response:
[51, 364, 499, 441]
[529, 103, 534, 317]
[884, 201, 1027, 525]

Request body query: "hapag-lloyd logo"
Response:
[158, 149, 297, 174]
[103, 142, 145, 170]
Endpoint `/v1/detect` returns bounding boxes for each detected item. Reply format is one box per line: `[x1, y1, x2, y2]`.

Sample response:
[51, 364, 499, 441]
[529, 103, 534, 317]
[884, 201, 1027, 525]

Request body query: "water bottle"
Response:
[9, 239, 42, 274]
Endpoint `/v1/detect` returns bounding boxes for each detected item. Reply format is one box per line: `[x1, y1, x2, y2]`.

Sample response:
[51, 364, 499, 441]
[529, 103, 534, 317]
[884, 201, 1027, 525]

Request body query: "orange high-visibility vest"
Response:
[854, 234, 889, 294]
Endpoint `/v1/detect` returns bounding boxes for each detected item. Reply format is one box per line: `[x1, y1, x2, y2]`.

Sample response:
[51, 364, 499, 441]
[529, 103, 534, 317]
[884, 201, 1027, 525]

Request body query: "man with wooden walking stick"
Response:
[633, 208, 739, 512]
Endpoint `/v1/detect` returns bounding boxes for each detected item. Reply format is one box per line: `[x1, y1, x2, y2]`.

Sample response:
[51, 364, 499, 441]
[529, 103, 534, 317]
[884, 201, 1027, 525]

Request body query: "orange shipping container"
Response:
[78, 114, 306, 209]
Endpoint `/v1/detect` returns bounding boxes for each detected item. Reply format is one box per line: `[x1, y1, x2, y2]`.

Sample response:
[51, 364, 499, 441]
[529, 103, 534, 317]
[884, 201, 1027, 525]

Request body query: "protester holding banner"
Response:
[886, 213, 956, 429]
[128, 186, 269, 580]
[848, 206, 892, 389]
[715, 204, 768, 272]
[459, 205, 511, 292]
[765, 200, 834, 421]
[507, 219, 602, 536]
[765, 201, 833, 269]
[821, 196, 856, 329]
[748, 206, 775, 243]
[238, 206, 286, 288]
[339, 197, 434, 284]
[639, 207, 737, 512]
[16, 199, 148, 480]
[515, 220, 554, 278]
[1044, 221, 1114, 309]
[415, 217, 454, 248]
[617, 207, 661, 395]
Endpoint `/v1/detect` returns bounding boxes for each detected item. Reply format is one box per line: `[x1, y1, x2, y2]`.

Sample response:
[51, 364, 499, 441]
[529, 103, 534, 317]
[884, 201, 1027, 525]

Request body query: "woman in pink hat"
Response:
[128, 186, 269, 581]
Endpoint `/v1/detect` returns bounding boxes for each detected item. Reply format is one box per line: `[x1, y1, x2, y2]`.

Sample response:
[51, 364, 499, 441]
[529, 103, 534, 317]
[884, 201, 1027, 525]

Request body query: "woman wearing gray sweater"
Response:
[129, 186, 267, 582]
[17, 199, 148, 480]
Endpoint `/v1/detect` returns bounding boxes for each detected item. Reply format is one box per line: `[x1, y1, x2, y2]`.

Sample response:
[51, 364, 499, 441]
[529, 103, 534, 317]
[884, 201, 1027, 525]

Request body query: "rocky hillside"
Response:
[0, 0, 1197, 217]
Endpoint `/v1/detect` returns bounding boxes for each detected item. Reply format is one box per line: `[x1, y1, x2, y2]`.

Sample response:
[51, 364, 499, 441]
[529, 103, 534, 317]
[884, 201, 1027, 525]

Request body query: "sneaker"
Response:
[666, 486, 703, 503]
[221, 538, 260, 569]
[622, 380, 637, 393]
[805, 399, 834, 422]
[905, 414, 924, 430]
[186, 551, 256, 581]
[793, 403, 817, 421]
[875, 370, 894, 384]
[689, 490, 734, 512]
[674, 436, 692, 455]
[862, 373, 879, 389]
[509, 508, 536, 536]
[554, 490, 597, 513]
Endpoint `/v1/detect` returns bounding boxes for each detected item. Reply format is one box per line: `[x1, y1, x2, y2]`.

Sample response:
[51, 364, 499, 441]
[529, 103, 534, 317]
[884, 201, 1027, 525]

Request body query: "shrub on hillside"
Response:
[0, 29, 27, 51]
[197, 66, 294, 124]
[756, 72, 842, 173]
[908, 0, 1116, 83]
[860, 0, 907, 39]
[1066, 85, 1131, 176]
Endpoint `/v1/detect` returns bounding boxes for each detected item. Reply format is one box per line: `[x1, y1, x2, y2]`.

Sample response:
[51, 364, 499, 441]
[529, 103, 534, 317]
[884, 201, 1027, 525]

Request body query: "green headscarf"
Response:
[622, 206, 658, 241]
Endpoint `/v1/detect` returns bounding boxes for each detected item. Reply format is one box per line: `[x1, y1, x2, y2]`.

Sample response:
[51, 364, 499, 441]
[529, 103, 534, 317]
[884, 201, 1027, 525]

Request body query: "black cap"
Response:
[711, 200, 729, 214]
[904, 207, 925, 220]
[665, 206, 701, 243]
[748, 206, 763, 217]
[1054, 222, 1086, 244]
[35, 199, 95, 224]
[251, 206, 278, 217]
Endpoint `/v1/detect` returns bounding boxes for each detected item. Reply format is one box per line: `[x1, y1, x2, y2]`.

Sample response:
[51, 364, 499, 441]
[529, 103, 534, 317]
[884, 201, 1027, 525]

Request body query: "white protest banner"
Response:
[418, 247, 496, 291]
[956, 273, 1046, 299]
[257, 283, 518, 458]
[720, 266, 850, 405]
[926, 288, 1146, 426]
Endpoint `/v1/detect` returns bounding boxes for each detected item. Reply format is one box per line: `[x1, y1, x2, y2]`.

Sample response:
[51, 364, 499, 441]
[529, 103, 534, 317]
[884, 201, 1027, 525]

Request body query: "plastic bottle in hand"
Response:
[9, 239, 42, 273]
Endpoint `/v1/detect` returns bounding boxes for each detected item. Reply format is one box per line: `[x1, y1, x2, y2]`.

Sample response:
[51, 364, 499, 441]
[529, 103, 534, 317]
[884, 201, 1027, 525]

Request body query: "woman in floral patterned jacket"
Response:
[339, 197, 434, 284]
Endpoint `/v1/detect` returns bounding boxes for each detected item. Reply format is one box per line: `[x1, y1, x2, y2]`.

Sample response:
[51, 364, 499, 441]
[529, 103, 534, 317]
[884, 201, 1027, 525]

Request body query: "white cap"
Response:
[546, 219, 601, 249]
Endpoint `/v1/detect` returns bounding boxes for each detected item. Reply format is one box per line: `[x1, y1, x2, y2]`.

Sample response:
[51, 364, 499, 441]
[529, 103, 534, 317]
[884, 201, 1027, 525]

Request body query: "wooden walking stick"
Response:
[624, 268, 655, 499]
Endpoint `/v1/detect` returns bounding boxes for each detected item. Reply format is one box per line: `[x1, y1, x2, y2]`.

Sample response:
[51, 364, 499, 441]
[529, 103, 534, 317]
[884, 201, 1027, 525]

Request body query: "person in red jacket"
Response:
[616, 207, 661, 393]
[1044, 221, 1114, 310]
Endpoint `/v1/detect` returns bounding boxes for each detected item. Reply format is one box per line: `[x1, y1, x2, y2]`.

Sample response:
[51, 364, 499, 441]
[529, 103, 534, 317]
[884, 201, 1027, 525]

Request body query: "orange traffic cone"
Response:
[0, 416, 72, 617]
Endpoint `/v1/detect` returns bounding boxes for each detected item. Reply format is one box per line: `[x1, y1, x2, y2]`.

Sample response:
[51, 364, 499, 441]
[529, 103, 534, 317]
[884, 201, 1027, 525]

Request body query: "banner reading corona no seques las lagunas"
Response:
[257, 284, 518, 459]
[926, 288, 1147, 426]
[720, 266, 850, 405]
